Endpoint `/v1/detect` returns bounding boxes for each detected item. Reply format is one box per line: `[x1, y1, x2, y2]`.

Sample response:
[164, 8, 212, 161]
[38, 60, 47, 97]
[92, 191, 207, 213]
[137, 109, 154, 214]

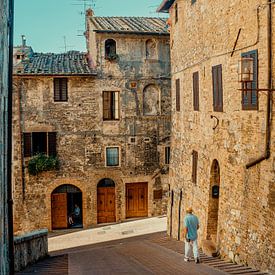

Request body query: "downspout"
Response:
[177, 190, 182, 240]
[246, 2, 273, 169]
[7, 0, 14, 273]
[169, 190, 174, 236]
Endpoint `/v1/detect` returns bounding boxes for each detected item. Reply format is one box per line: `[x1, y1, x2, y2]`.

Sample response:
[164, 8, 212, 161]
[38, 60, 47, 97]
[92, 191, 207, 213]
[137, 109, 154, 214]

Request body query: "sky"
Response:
[14, 0, 167, 53]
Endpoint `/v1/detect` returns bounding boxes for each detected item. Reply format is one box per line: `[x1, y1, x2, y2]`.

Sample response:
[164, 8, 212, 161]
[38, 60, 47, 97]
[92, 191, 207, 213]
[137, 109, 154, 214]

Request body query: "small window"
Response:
[103, 91, 120, 120]
[175, 3, 178, 23]
[129, 137, 136, 144]
[54, 78, 68, 102]
[176, 78, 180, 112]
[241, 50, 258, 110]
[106, 147, 119, 166]
[105, 39, 117, 60]
[193, 71, 199, 111]
[192, 150, 198, 184]
[16, 55, 21, 60]
[191, 0, 196, 4]
[23, 132, 57, 157]
[165, 146, 170, 165]
[212, 64, 223, 112]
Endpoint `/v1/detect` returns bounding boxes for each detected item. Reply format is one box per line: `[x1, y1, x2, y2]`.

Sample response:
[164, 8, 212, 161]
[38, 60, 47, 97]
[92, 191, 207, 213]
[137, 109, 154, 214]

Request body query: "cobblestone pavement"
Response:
[17, 232, 268, 275]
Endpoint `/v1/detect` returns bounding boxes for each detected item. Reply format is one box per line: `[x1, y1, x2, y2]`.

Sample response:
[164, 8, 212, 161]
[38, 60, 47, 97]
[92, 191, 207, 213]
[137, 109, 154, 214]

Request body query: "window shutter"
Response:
[176, 79, 180, 112]
[192, 150, 198, 184]
[23, 133, 32, 157]
[54, 79, 60, 101]
[103, 91, 111, 120]
[48, 132, 57, 156]
[241, 50, 258, 110]
[54, 78, 68, 102]
[212, 65, 223, 112]
[193, 72, 199, 111]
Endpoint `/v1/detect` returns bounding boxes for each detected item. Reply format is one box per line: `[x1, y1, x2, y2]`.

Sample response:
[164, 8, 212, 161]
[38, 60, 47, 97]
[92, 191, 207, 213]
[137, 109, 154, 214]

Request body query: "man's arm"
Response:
[183, 226, 188, 239]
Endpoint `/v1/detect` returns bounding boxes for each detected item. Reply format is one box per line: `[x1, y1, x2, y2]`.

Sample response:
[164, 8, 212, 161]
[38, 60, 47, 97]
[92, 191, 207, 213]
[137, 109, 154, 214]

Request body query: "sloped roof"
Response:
[89, 17, 169, 35]
[14, 51, 96, 76]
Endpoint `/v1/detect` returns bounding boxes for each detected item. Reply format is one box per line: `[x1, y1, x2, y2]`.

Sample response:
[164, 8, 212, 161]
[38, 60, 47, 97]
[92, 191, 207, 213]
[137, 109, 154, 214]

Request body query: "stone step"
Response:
[201, 239, 218, 257]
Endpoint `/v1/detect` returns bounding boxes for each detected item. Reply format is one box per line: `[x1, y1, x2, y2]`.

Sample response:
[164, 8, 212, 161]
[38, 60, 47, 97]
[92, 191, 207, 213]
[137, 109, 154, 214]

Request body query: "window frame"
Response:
[212, 64, 223, 112]
[105, 146, 120, 167]
[165, 146, 171, 165]
[192, 150, 198, 185]
[241, 50, 258, 110]
[176, 78, 180, 112]
[54, 78, 68, 102]
[103, 91, 120, 121]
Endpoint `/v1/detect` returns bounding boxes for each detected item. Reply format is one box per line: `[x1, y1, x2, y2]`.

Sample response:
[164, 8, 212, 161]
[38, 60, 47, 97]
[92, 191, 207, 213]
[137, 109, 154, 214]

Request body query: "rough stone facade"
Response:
[12, 13, 171, 235]
[158, 0, 275, 273]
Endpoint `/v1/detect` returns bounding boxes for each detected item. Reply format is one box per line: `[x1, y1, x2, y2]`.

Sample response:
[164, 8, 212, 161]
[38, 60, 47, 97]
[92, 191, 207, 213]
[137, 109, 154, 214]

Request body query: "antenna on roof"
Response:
[60, 36, 75, 53]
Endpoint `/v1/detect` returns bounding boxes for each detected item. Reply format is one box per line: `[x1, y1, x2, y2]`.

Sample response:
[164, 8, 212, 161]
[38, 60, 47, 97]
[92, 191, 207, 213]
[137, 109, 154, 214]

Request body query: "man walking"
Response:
[183, 207, 200, 263]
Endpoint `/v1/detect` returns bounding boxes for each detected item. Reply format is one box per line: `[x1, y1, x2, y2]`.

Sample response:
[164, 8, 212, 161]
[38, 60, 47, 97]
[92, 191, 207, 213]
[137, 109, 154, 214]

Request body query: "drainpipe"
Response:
[7, 0, 14, 273]
[169, 190, 174, 236]
[246, 2, 273, 169]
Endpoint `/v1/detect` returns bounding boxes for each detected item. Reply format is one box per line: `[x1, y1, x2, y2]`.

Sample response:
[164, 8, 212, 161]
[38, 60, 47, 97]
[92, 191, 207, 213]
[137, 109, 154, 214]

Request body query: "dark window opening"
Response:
[212, 64, 223, 112]
[54, 78, 68, 102]
[241, 50, 258, 110]
[175, 3, 178, 23]
[16, 55, 21, 59]
[191, 0, 196, 4]
[165, 146, 170, 164]
[23, 132, 57, 157]
[192, 150, 198, 184]
[193, 71, 199, 111]
[105, 39, 117, 60]
[176, 78, 180, 112]
[103, 91, 120, 120]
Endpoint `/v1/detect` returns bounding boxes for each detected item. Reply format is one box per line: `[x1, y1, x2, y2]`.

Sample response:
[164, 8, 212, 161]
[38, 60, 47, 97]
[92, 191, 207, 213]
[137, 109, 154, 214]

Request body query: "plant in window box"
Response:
[28, 153, 60, 175]
[105, 53, 119, 61]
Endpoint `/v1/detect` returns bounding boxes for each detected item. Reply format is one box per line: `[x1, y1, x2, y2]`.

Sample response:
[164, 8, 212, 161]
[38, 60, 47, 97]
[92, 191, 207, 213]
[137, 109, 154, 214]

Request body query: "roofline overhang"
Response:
[157, 0, 175, 13]
[93, 30, 169, 36]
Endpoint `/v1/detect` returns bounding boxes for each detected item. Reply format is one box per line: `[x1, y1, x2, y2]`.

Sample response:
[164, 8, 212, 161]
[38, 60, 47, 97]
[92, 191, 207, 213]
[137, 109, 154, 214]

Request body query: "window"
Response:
[54, 78, 68, 102]
[193, 71, 199, 111]
[192, 150, 198, 184]
[143, 84, 159, 115]
[105, 39, 117, 60]
[145, 39, 157, 59]
[165, 146, 170, 164]
[175, 3, 178, 23]
[191, 0, 196, 4]
[176, 78, 180, 111]
[103, 91, 120, 120]
[23, 132, 57, 157]
[106, 147, 119, 166]
[16, 55, 21, 59]
[212, 64, 223, 112]
[241, 50, 258, 110]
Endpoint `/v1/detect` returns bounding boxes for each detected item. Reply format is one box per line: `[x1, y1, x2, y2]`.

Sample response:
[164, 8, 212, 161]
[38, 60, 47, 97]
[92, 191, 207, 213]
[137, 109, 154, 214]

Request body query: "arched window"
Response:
[145, 39, 156, 59]
[97, 178, 115, 188]
[105, 39, 117, 60]
[143, 84, 160, 115]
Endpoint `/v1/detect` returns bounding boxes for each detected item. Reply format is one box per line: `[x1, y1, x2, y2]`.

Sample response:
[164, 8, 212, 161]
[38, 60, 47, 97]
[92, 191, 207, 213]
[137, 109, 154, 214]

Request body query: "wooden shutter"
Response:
[193, 71, 199, 111]
[48, 132, 57, 156]
[103, 91, 112, 120]
[176, 79, 180, 112]
[192, 150, 198, 184]
[23, 133, 32, 157]
[212, 64, 223, 112]
[241, 50, 258, 110]
[54, 78, 68, 102]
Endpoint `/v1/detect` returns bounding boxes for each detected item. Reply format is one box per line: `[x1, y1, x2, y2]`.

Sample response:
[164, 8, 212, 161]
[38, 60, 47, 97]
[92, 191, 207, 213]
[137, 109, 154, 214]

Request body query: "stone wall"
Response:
[166, 0, 275, 272]
[12, 30, 171, 234]
[14, 229, 48, 272]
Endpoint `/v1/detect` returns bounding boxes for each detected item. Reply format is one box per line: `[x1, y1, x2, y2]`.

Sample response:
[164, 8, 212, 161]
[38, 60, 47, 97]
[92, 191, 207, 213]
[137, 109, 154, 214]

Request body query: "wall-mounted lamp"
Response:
[238, 57, 253, 83]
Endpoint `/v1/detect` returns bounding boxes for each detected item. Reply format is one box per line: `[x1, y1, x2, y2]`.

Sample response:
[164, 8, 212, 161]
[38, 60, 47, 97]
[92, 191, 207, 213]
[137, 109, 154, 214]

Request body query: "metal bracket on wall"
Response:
[210, 115, 219, 130]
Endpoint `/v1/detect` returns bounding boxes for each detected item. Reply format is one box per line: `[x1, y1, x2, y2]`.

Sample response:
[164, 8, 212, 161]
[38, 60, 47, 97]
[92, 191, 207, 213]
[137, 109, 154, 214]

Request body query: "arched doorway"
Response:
[97, 178, 116, 224]
[206, 160, 220, 243]
[51, 184, 83, 229]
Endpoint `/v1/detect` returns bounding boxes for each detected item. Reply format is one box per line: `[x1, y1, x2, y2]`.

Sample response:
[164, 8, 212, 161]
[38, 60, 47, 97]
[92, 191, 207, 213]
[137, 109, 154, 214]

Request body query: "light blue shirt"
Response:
[184, 214, 199, 241]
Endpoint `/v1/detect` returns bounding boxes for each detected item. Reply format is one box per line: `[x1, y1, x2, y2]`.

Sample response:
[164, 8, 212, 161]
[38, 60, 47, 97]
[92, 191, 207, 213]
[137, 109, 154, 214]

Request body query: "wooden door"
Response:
[97, 187, 116, 224]
[52, 193, 68, 229]
[126, 182, 148, 218]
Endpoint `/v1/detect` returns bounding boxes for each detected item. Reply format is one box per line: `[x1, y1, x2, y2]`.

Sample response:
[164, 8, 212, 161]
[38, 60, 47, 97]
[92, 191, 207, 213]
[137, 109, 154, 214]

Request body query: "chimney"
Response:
[86, 8, 94, 17]
[21, 35, 26, 47]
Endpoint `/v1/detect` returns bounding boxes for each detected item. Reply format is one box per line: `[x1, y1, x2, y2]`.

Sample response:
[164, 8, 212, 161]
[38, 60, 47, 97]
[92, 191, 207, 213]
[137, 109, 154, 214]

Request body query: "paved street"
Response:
[18, 217, 267, 275]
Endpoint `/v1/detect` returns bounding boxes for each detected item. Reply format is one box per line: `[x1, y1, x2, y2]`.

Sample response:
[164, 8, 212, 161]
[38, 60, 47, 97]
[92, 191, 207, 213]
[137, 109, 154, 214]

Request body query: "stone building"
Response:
[12, 12, 171, 234]
[158, 0, 274, 272]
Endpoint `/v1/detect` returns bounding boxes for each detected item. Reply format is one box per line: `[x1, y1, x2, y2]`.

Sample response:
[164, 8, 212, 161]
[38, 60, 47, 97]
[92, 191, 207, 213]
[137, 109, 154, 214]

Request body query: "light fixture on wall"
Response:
[238, 57, 253, 83]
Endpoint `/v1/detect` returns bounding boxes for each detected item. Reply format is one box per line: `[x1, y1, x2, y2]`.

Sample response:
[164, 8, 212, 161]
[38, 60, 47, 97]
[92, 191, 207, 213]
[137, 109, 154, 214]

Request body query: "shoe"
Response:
[184, 257, 189, 262]
[195, 258, 200, 264]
